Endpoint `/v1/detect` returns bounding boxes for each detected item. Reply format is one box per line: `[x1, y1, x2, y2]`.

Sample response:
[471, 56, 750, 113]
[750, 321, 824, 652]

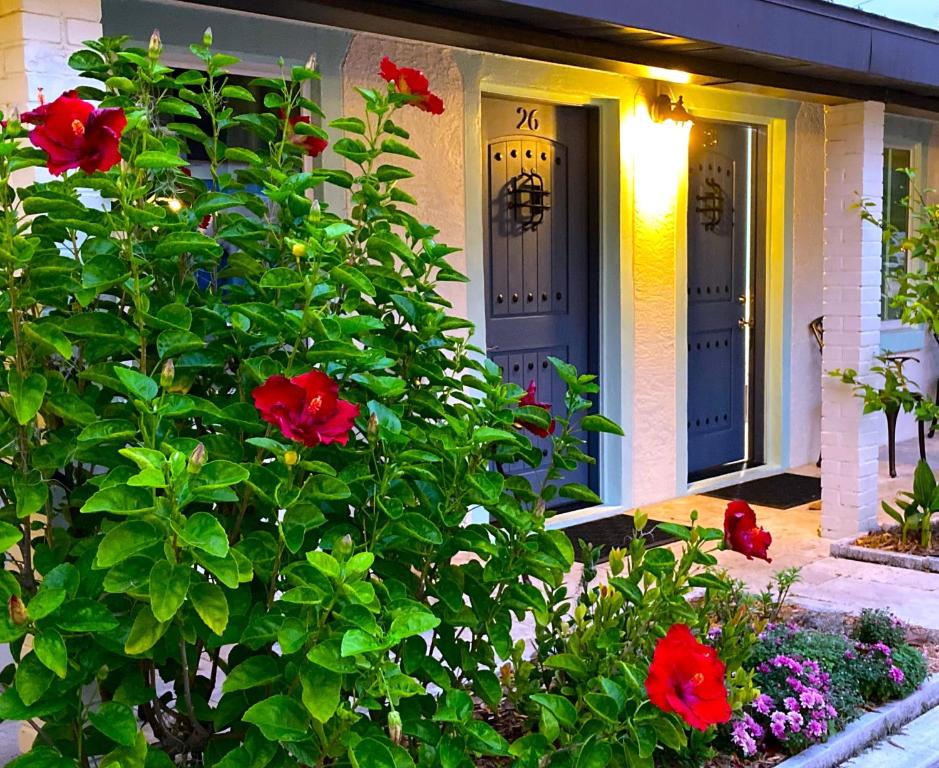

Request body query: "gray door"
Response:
[687, 121, 758, 476]
[483, 97, 598, 502]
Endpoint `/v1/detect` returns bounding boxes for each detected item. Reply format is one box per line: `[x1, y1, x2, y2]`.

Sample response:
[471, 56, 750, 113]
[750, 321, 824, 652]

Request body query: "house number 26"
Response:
[515, 107, 539, 131]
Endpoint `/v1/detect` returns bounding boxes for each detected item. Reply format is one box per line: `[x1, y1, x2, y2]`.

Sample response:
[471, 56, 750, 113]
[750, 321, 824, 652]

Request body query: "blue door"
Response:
[687, 122, 753, 476]
[482, 97, 598, 504]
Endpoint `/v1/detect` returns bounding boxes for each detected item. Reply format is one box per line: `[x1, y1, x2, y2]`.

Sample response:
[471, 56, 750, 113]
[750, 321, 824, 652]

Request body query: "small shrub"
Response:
[851, 608, 906, 649]
[740, 654, 840, 755]
[849, 641, 927, 703]
[754, 625, 863, 723]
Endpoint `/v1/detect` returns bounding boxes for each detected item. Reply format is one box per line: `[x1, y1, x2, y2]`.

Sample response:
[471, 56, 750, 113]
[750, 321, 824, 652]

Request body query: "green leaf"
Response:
[4, 746, 74, 768]
[14, 652, 54, 706]
[54, 599, 119, 632]
[223, 656, 281, 693]
[179, 512, 229, 557]
[88, 701, 138, 747]
[351, 738, 396, 768]
[7, 370, 46, 425]
[543, 653, 587, 678]
[82, 253, 129, 290]
[225, 146, 262, 166]
[380, 138, 419, 159]
[81, 485, 155, 515]
[306, 550, 340, 580]
[26, 587, 65, 621]
[389, 606, 440, 642]
[465, 720, 510, 755]
[125, 606, 169, 655]
[149, 561, 190, 622]
[243, 695, 310, 742]
[329, 117, 366, 134]
[221, 84, 255, 102]
[158, 96, 201, 119]
[559, 483, 602, 505]
[193, 460, 249, 490]
[654, 522, 691, 542]
[134, 151, 186, 169]
[341, 628, 387, 656]
[302, 475, 351, 501]
[154, 231, 221, 258]
[583, 692, 619, 723]
[330, 265, 375, 296]
[95, 521, 163, 569]
[396, 513, 442, 545]
[34, 629, 67, 678]
[190, 581, 228, 635]
[260, 267, 304, 289]
[113, 366, 158, 402]
[300, 664, 340, 722]
[78, 419, 138, 444]
[580, 414, 624, 436]
[24, 323, 72, 359]
[0, 521, 22, 551]
[375, 164, 413, 182]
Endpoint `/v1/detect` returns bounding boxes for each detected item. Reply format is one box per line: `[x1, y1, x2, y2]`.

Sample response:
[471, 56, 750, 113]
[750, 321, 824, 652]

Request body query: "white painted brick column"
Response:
[820, 101, 884, 539]
[0, 0, 102, 183]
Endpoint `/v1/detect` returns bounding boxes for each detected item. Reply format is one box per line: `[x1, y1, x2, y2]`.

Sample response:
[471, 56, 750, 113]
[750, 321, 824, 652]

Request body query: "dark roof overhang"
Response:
[177, 0, 939, 113]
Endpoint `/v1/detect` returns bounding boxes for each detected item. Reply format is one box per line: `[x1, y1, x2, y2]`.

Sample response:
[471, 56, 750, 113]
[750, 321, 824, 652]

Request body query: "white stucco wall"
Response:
[341, 35, 467, 319]
[788, 103, 825, 468]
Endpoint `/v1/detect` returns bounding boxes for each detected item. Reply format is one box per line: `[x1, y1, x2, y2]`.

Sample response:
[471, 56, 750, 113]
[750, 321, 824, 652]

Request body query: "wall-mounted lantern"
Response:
[650, 94, 693, 125]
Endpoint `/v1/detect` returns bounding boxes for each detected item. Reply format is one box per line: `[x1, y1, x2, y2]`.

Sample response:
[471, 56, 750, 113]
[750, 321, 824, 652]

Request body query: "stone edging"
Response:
[830, 535, 939, 572]
[777, 673, 939, 768]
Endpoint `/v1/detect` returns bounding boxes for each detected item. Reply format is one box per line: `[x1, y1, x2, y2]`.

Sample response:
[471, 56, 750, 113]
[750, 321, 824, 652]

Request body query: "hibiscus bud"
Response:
[202, 26, 213, 47]
[335, 534, 354, 560]
[283, 450, 299, 467]
[291, 242, 306, 258]
[309, 199, 321, 221]
[367, 412, 379, 444]
[499, 662, 513, 686]
[388, 710, 403, 745]
[148, 28, 162, 60]
[533, 498, 546, 519]
[8, 595, 27, 626]
[160, 359, 175, 389]
[608, 547, 625, 576]
[187, 442, 207, 474]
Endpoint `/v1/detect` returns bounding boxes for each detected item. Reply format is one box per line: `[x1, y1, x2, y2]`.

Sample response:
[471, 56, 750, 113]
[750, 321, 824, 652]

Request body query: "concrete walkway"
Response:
[840, 705, 939, 768]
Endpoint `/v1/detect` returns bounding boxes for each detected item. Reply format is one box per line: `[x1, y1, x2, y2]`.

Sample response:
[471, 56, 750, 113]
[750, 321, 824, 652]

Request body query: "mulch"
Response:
[854, 530, 939, 557]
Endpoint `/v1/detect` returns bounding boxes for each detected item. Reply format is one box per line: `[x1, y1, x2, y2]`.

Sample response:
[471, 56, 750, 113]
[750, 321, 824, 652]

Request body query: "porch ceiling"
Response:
[178, 0, 939, 112]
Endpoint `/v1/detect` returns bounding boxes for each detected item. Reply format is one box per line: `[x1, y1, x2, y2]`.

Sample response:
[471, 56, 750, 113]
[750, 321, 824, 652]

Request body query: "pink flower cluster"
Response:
[732, 653, 838, 756]
[851, 640, 905, 686]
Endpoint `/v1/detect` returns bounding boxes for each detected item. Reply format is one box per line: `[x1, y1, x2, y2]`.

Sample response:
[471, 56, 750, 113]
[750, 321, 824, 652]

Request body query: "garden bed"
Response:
[830, 526, 939, 572]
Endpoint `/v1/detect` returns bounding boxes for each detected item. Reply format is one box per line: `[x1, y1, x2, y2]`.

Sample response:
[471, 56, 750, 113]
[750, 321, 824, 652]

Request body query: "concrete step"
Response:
[840, 704, 939, 768]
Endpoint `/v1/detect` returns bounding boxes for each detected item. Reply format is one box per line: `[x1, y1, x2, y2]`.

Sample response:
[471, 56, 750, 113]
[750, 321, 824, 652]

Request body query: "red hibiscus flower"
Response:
[723, 500, 772, 562]
[22, 90, 126, 175]
[252, 370, 359, 447]
[285, 113, 328, 157]
[179, 167, 212, 229]
[379, 57, 445, 115]
[645, 624, 732, 731]
[514, 380, 556, 438]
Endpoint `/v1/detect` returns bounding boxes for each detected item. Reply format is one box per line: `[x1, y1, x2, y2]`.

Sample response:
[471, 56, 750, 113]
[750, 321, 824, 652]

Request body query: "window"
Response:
[881, 146, 913, 321]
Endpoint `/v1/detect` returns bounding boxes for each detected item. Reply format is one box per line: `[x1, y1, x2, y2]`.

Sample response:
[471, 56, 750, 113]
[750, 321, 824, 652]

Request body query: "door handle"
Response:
[738, 318, 752, 329]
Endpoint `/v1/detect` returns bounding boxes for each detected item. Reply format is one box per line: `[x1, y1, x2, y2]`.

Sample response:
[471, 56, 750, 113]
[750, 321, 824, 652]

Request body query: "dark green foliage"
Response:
[0, 34, 624, 768]
[851, 608, 907, 649]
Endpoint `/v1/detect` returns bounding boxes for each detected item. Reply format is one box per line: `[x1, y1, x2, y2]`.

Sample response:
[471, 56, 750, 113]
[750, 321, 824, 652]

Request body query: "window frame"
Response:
[879, 114, 932, 352]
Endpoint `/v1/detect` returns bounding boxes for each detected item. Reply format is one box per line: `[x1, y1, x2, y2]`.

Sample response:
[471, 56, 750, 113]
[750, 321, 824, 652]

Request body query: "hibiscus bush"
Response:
[0, 30, 777, 768]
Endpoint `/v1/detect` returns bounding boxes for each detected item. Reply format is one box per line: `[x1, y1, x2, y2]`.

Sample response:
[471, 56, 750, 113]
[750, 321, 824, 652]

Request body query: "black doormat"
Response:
[703, 472, 821, 509]
[563, 514, 679, 563]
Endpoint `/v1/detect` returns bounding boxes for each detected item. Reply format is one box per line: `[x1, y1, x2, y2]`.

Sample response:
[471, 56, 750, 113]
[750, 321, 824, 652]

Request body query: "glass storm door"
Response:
[687, 121, 760, 477]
